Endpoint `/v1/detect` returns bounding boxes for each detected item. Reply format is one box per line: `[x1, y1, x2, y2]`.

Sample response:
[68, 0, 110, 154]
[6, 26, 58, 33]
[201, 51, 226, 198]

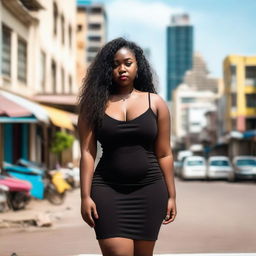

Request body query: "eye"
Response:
[126, 62, 132, 66]
[112, 62, 119, 68]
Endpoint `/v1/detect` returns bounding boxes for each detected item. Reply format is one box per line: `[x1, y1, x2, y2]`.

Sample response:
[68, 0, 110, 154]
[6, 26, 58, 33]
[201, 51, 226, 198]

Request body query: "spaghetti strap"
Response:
[148, 92, 151, 109]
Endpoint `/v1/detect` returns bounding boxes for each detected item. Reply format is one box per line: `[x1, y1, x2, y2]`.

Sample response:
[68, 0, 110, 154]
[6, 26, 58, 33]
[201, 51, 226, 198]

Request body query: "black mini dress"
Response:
[91, 92, 169, 241]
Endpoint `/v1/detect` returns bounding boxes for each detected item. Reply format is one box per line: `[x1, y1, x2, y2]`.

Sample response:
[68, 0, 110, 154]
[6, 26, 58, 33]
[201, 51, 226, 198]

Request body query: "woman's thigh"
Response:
[98, 237, 134, 256]
[133, 240, 156, 256]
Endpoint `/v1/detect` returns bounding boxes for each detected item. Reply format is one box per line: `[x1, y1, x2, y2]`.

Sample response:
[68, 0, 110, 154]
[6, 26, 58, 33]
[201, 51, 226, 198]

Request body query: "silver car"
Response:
[207, 156, 233, 180]
[180, 156, 207, 180]
[231, 156, 256, 181]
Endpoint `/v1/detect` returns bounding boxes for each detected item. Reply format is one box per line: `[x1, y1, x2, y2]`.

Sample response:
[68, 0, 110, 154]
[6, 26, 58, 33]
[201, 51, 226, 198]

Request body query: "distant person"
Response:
[77, 37, 177, 256]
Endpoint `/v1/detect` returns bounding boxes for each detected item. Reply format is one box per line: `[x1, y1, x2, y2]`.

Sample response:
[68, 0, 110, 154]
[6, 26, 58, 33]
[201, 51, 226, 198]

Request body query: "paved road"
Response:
[1, 178, 256, 256]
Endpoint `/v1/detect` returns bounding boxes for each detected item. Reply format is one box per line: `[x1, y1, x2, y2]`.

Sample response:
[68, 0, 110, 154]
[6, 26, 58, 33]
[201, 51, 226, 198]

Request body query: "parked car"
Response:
[180, 156, 207, 180]
[175, 150, 193, 177]
[207, 156, 233, 180]
[230, 156, 256, 182]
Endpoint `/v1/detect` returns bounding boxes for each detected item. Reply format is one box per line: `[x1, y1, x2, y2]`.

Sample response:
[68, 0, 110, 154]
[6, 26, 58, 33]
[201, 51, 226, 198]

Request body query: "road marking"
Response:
[72, 254, 256, 256]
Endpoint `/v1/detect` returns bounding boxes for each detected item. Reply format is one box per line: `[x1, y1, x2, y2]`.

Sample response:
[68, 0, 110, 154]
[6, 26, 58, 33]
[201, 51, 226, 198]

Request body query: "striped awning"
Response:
[40, 105, 74, 131]
[0, 90, 49, 124]
[0, 95, 32, 117]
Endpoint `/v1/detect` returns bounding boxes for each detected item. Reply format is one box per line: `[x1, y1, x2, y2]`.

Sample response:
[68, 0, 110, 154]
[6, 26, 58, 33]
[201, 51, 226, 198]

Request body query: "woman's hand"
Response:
[81, 196, 99, 228]
[162, 197, 177, 224]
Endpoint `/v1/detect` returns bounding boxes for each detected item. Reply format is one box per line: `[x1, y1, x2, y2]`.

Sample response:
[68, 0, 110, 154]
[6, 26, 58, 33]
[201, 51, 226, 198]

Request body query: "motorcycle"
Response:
[0, 174, 31, 211]
[59, 163, 80, 189]
[44, 169, 71, 205]
[4, 160, 71, 205]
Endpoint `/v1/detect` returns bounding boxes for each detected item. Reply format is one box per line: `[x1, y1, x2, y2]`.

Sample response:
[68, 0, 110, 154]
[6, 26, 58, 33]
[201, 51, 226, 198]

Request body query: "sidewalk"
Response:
[0, 188, 79, 229]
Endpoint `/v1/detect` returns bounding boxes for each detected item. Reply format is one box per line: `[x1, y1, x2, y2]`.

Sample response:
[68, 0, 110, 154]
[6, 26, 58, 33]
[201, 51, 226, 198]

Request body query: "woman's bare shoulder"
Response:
[149, 93, 169, 116]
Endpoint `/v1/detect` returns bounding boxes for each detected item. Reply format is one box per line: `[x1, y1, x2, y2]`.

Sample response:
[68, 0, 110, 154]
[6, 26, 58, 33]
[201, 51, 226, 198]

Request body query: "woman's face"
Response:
[112, 47, 138, 87]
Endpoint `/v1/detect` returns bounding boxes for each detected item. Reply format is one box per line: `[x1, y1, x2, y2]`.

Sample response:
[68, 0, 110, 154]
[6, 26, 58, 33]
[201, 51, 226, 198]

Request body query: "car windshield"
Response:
[210, 160, 230, 166]
[236, 159, 256, 166]
[187, 160, 204, 166]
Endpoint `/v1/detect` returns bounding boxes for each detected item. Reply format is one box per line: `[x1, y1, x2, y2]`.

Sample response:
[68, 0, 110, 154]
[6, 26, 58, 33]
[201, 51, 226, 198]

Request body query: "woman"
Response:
[77, 37, 177, 256]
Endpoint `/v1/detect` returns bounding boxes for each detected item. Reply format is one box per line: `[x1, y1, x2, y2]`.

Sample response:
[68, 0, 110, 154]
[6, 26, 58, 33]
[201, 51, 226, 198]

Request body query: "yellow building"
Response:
[223, 55, 256, 132]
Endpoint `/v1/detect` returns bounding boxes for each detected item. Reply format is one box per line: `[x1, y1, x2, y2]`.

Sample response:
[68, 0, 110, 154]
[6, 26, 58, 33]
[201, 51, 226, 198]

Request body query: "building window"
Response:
[245, 66, 256, 86]
[181, 97, 195, 103]
[88, 35, 101, 42]
[90, 7, 102, 14]
[87, 46, 100, 53]
[68, 24, 72, 49]
[61, 14, 65, 45]
[230, 64, 236, 91]
[87, 56, 95, 62]
[246, 118, 256, 130]
[246, 94, 256, 108]
[231, 119, 236, 130]
[77, 24, 83, 32]
[61, 67, 65, 93]
[69, 75, 72, 94]
[1, 24, 11, 76]
[231, 93, 237, 107]
[40, 50, 46, 91]
[17, 37, 27, 83]
[53, 2, 58, 36]
[51, 60, 56, 93]
[88, 23, 101, 30]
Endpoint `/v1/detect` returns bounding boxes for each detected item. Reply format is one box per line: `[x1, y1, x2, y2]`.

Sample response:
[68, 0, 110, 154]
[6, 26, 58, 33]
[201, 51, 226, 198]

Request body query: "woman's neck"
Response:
[113, 85, 134, 96]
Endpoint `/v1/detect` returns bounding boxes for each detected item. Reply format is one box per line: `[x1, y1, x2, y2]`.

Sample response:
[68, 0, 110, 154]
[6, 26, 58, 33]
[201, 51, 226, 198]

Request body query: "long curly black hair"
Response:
[77, 37, 159, 132]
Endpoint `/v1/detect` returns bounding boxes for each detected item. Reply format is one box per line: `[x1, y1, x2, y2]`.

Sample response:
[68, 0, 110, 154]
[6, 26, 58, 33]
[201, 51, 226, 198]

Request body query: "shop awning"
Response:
[40, 105, 74, 131]
[0, 90, 49, 124]
[243, 130, 256, 138]
[0, 116, 37, 123]
[0, 95, 32, 117]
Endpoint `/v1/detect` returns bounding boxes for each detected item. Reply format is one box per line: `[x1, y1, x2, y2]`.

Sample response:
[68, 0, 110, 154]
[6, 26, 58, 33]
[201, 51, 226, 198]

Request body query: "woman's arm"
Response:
[152, 93, 177, 224]
[78, 114, 99, 227]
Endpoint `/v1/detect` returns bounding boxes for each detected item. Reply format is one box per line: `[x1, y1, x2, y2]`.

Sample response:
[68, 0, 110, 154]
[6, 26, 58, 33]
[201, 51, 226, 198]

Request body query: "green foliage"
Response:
[50, 131, 75, 155]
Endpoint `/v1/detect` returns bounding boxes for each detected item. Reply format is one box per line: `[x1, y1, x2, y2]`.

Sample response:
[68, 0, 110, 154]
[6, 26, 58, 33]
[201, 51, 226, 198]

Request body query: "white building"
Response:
[1, 0, 77, 102]
[0, 0, 77, 168]
[172, 83, 217, 147]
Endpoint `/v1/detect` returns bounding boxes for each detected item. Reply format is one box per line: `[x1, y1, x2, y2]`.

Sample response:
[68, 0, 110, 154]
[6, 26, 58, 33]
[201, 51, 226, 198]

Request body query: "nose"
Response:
[118, 64, 126, 74]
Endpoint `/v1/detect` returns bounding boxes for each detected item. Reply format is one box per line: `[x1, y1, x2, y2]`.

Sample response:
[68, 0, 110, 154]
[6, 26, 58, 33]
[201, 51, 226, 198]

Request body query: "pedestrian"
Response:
[77, 37, 177, 256]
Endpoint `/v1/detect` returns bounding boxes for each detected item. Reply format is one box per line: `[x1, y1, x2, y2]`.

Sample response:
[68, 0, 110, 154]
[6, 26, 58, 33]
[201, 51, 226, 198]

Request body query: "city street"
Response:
[1, 177, 256, 256]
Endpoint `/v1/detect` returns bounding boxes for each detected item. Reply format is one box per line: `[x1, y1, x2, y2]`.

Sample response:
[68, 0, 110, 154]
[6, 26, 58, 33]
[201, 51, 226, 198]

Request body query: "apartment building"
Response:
[223, 55, 256, 132]
[76, 2, 107, 84]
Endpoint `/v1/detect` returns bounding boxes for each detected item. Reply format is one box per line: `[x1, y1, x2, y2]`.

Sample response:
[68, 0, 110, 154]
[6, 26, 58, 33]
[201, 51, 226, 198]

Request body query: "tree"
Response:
[50, 131, 75, 167]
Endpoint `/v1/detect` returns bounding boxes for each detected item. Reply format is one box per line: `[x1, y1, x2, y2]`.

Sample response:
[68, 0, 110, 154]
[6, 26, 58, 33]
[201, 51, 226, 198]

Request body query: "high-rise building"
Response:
[166, 13, 193, 101]
[76, 2, 107, 75]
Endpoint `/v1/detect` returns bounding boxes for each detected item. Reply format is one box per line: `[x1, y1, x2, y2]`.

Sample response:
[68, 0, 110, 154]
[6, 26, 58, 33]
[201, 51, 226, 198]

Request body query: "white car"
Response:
[180, 156, 207, 180]
[207, 156, 233, 180]
[231, 156, 256, 181]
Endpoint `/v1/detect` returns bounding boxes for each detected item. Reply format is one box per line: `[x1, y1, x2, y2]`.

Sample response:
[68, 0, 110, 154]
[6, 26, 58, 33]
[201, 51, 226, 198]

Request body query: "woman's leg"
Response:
[133, 240, 156, 256]
[98, 237, 134, 256]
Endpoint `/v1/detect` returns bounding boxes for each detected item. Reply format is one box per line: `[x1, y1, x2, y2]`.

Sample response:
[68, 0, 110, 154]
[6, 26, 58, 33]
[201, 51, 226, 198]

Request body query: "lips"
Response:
[119, 75, 128, 81]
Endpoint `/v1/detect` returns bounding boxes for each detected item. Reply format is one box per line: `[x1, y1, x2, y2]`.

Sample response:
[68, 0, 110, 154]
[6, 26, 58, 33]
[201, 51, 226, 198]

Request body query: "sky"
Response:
[78, 0, 256, 98]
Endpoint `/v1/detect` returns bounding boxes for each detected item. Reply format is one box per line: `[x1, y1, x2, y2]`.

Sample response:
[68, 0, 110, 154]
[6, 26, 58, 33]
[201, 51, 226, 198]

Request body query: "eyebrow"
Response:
[114, 57, 133, 62]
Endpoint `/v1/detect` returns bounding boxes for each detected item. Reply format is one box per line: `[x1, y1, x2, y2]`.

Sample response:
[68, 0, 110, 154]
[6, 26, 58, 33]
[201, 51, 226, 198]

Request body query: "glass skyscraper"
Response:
[167, 14, 193, 101]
